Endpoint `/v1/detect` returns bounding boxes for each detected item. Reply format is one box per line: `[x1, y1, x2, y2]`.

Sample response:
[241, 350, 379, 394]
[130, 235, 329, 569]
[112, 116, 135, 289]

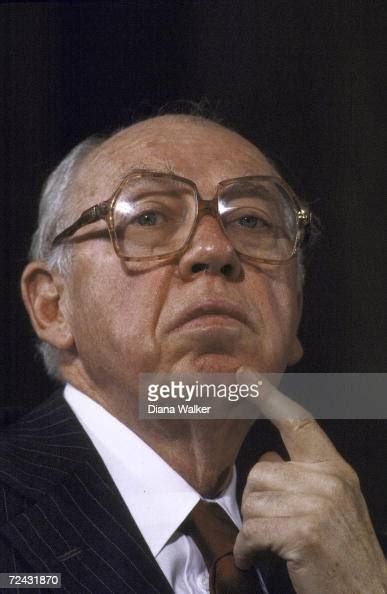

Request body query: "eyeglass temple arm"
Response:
[298, 208, 311, 226]
[52, 202, 110, 246]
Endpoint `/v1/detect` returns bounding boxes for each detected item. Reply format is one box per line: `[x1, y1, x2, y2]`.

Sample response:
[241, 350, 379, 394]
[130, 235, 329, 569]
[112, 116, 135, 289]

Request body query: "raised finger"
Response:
[237, 366, 340, 463]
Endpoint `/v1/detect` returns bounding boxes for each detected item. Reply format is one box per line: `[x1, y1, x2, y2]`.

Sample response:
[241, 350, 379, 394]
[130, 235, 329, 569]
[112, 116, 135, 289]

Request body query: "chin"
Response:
[192, 354, 242, 374]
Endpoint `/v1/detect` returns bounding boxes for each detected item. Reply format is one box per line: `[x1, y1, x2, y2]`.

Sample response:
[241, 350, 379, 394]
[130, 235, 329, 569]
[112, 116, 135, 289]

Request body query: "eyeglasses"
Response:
[52, 169, 311, 264]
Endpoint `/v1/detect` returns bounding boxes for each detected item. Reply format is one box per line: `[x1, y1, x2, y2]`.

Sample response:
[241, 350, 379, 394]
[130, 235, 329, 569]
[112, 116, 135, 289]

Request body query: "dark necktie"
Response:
[180, 499, 264, 593]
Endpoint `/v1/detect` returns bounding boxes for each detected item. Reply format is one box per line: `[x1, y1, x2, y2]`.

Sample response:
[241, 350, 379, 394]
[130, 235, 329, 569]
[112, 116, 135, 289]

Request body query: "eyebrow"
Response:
[122, 162, 178, 176]
[120, 164, 279, 185]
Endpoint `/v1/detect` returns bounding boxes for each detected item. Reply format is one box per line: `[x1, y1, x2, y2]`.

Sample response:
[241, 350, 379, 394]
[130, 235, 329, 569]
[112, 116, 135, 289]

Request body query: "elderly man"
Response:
[0, 114, 385, 593]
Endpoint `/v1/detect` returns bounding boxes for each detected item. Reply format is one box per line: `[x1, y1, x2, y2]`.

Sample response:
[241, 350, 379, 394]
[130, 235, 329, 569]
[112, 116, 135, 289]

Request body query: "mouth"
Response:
[172, 300, 250, 331]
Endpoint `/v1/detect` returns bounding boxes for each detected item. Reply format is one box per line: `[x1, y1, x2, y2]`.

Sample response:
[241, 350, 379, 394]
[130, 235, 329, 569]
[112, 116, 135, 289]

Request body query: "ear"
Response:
[287, 288, 304, 366]
[21, 262, 74, 350]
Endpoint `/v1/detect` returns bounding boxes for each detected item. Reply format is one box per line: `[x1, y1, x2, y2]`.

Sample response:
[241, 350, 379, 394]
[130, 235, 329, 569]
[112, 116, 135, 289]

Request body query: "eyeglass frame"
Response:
[52, 169, 311, 264]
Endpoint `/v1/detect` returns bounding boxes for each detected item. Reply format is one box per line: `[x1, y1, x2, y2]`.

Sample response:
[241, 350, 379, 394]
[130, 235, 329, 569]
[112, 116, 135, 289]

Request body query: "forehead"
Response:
[73, 116, 276, 206]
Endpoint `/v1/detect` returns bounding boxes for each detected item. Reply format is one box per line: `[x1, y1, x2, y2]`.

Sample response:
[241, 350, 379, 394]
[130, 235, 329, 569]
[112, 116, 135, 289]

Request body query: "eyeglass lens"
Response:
[112, 175, 298, 261]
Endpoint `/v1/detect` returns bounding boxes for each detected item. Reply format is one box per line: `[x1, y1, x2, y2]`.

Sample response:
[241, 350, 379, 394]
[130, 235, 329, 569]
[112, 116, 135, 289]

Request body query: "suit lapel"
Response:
[0, 393, 173, 593]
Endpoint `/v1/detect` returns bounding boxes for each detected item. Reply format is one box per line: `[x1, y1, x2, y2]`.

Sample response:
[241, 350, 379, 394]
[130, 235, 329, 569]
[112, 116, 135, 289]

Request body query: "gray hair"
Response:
[30, 135, 106, 379]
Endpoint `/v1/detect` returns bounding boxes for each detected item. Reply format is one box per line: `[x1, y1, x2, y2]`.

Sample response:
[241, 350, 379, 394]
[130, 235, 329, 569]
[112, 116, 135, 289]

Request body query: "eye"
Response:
[237, 214, 271, 230]
[239, 215, 263, 228]
[135, 211, 164, 226]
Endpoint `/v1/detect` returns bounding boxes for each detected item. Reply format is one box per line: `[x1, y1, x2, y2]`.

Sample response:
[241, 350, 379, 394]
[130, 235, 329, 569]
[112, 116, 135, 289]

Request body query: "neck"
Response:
[132, 418, 253, 497]
[64, 369, 253, 496]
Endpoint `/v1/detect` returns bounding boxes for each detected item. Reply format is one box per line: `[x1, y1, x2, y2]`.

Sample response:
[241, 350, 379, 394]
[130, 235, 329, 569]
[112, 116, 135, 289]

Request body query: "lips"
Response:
[172, 299, 250, 330]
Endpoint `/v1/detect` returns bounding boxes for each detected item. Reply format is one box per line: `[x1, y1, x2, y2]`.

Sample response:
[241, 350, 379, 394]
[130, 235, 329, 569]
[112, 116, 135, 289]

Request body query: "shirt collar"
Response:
[64, 383, 241, 557]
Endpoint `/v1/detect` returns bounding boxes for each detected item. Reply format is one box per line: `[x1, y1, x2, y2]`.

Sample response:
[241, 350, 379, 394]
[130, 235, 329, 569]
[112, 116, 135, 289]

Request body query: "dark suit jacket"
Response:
[3, 392, 364, 594]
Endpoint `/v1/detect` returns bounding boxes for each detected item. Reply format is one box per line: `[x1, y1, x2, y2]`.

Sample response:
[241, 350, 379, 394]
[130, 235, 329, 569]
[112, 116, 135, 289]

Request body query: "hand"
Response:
[234, 367, 387, 594]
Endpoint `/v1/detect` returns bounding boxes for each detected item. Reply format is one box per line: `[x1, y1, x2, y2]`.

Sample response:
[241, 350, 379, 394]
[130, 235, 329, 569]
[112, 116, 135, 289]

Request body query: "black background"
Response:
[1, 2, 386, 524]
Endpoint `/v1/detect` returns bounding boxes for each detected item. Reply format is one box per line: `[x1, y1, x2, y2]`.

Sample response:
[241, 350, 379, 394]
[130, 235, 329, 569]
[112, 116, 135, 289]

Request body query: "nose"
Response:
[177, 215, 242, 281]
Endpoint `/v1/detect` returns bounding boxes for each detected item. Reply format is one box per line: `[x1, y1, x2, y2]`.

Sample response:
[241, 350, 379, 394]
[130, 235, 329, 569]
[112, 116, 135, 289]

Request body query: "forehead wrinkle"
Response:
[73, 120, 278, 210]
[120, 160, 178, 176]
[89, 123, 271, 177]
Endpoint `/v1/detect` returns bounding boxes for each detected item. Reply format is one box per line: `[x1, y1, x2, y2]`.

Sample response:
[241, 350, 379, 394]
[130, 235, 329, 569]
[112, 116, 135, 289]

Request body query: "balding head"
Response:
[69, 114, 277, 216]
[24, 113, 304, 380]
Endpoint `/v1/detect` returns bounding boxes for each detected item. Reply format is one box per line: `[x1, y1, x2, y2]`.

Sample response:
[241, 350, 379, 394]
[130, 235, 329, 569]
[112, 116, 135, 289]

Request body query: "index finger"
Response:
[237, 366, 340, 463]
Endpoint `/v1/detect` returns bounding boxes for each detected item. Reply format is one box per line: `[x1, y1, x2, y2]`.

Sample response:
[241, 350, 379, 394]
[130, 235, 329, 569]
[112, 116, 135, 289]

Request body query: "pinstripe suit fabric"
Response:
[0, 394, 174, 594]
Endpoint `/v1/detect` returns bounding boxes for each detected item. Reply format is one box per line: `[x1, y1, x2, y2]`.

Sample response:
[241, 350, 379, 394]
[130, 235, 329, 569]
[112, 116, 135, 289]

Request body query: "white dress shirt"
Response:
[64, 384, 268, 593]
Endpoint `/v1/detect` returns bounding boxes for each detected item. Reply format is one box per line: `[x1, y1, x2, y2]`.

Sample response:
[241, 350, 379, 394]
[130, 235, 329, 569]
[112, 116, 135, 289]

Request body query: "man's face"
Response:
[63, 117, 302, 400]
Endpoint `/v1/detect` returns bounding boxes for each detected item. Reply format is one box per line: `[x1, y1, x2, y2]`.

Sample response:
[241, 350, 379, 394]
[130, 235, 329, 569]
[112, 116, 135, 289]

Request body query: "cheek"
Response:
[269, 277, 300, 332]
[247, 264, 301, 348]
[67, 261, 172, 370]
